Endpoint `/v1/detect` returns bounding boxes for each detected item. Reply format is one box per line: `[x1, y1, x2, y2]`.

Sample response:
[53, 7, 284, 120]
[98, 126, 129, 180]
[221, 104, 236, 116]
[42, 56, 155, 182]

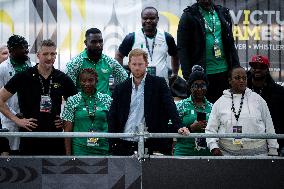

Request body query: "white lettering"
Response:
[230, 10, 243, 25]
[263, 11, 275, 25]
[250, 10, 263, 25]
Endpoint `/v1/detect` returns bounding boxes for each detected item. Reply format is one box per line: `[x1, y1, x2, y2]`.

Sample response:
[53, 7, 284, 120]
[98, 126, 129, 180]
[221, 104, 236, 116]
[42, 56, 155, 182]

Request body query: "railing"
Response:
[1, 131, 284, 159]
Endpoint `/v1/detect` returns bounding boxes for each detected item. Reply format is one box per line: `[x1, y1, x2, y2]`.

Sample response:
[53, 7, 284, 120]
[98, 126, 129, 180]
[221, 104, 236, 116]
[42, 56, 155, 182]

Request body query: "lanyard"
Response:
[39, 75, 52, 96]
[231, 92, 245, 122]
[202, 11, 218, 43]
[83, 96, 96, 124]
[143, 33, 156, 62]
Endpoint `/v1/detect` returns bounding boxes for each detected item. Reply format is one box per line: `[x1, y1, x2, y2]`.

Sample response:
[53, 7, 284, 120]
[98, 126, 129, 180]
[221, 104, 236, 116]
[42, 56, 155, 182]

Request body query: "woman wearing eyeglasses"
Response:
[206, 66, 279, 156]
[62, 68, 112, 155]
[175, 66, 212, 156]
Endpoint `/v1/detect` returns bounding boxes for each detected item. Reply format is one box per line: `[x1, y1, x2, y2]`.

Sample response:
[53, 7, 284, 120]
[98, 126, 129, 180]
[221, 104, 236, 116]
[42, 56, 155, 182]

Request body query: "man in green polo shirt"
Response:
[66, 28, 128, 95]
[177, 0, 239, 103]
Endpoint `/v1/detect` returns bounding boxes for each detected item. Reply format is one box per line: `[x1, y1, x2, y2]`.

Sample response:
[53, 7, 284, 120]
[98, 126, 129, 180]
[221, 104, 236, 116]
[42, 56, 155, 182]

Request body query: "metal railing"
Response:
[1, 131, 284, 159]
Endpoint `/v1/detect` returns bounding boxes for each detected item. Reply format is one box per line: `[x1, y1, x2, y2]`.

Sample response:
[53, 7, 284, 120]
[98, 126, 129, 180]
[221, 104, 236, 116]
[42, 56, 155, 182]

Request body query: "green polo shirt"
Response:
[62, 91, 112, 155]
[66, 49, 128, 95]
[174, 96, 212, 156]
[199, 7, 228, 74]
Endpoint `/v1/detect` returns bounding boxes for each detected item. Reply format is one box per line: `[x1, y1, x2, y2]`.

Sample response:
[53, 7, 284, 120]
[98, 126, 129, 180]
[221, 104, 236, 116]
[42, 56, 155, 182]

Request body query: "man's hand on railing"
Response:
[178, 127, 190, 135]
[211, 148, 223, 156]
[16, 118, 38, 131]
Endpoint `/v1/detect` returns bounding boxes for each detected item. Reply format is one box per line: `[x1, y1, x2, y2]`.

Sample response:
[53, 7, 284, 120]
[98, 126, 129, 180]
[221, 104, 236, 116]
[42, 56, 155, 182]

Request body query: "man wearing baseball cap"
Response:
[247, 55, 284, 156]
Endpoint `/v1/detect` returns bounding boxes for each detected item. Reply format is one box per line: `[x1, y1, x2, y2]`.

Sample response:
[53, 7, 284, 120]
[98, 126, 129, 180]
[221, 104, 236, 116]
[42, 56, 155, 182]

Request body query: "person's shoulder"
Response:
[97, 92, 112, 103]
[151, 75, 166, 82]
[183, 3, 198, 13]
[101, 54, 118, 64]
[215, 5, 230, 17]
[68, 51, 85, 64]
[0, 59, 10, 68]
[52, 68, 68, 78]
[271, 82, 284, 94]
[164, 31, 174, 38]
[124, 32, 135, 39]
[215, 5, 230, 12]
[67, 92, 81, 104]
[97, 91, 111, 99]
[114, 77, 131, 89]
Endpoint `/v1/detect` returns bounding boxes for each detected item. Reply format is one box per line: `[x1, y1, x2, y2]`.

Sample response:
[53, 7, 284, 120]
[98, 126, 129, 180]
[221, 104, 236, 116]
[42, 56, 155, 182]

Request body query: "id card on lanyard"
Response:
[232, 125, 243, 145]
[39, 75, 53, 113]
[83, 97, 100, 147]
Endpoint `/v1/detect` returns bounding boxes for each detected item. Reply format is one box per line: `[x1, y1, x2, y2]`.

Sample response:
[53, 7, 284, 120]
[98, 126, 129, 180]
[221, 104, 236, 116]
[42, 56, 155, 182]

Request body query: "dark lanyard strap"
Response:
[39, 75, 52, 96]
[143, 33, 156, 62]
[83, 97, 96, 124]
[231, 92, 245, 122]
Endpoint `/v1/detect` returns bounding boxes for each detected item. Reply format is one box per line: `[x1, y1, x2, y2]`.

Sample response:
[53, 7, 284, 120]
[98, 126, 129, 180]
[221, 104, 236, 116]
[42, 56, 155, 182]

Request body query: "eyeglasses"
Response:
[233, 76, 247, 81]
[191, 83, 207, 90]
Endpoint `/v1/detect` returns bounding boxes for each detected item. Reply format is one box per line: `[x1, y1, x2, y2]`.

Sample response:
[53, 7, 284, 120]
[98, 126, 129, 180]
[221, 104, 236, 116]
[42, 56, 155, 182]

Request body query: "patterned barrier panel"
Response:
[0, 157, 141, 189]
[1, 157, 284, 189]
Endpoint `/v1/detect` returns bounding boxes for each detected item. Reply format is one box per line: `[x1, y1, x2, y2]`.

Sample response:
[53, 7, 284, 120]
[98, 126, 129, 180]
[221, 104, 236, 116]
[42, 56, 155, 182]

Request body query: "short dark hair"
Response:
[37, 39, 56, 53]
[141, 7, 158, 17]
[7, 35, 28, 51]
[85, 28, 101, 38]
[228, 66, 245, 79]
[79, 68, 98, 83]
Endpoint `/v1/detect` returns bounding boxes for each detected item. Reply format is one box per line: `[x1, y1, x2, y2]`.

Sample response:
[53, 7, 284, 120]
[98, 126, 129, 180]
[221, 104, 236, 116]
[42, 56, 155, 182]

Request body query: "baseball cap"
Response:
[249, 55, 270, 68]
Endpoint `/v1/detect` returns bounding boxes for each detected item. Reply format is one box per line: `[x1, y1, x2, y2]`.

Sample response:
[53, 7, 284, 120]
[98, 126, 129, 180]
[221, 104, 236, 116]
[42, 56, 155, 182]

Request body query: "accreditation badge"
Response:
[232, 125, 243, 145]
[213, 42, 222, 59]
[40, 95, 52, 113]
[147, 66, 156, 76]
[87, 128, 99, 147]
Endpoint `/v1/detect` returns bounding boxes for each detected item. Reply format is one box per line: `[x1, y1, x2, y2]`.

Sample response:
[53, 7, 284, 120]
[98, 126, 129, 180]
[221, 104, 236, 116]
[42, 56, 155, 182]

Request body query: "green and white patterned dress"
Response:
[174, 96, 212, 156]
[66, 49, 128, 95]
[62, 91, 112, 155]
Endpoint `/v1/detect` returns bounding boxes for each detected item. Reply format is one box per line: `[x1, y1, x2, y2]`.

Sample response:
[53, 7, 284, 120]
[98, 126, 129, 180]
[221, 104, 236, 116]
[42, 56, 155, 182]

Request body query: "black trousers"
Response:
[0, 137, 10, 153]
[206, 71, 229, 103]
[110, 139, 138, 156]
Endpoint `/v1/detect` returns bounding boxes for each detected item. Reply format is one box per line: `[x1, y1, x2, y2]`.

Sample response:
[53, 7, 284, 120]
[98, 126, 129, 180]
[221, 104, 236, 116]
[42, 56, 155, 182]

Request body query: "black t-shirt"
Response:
[5, 65, 77, 132]
[4, 65, 77, 155]
[118, 31, 178, 57]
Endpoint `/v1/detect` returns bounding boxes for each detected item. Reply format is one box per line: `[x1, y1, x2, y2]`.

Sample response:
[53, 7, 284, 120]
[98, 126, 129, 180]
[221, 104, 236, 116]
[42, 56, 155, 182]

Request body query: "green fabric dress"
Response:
[174, 96, 212, 156]
[62, 91, 112, 155]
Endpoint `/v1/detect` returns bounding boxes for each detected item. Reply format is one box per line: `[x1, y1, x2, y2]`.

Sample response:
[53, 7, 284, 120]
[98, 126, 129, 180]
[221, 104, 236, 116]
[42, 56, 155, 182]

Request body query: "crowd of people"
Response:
[0, 0, 283, 157]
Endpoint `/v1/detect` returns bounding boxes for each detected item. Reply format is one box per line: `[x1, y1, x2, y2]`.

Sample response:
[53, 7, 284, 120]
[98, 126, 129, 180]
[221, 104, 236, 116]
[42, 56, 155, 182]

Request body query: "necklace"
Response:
[83, 95, 97, 123]
[231, 92, 245, 122]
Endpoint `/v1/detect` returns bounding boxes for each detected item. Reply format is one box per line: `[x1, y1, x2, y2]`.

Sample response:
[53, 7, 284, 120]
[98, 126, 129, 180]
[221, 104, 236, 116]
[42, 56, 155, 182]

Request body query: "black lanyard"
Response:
[231, 92, 245, 122]
[39, 75, 52, 96]
[143, 33, 156, 62]
[83, 97, 96, 124]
